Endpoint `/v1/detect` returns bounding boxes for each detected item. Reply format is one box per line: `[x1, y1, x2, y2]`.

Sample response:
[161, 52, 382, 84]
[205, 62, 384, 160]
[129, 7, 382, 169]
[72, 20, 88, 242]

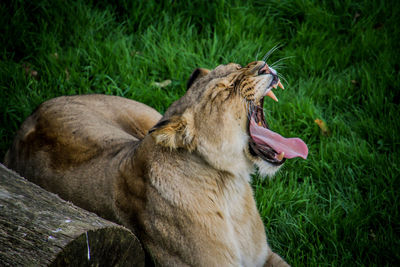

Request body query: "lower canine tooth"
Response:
[276, 152, 285, 161]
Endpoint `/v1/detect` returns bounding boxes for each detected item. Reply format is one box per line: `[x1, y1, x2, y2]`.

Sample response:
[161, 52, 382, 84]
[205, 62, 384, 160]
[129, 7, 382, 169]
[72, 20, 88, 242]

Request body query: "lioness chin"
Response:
[5, 61, 307, 266]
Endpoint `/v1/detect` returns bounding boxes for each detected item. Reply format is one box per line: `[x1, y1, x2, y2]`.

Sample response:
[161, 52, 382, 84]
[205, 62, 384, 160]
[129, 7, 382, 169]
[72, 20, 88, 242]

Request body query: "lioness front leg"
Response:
[265, 247, 290, 267]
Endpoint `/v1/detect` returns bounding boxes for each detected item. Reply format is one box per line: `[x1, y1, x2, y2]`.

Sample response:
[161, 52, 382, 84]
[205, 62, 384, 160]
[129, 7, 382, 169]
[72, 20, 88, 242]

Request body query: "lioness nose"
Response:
[258, 63, 278, 77]
[258, 63, 270, 75]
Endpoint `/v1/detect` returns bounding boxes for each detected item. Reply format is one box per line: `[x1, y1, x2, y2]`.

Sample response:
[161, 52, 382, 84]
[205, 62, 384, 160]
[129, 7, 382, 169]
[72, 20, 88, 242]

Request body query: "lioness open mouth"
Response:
[248, 67, 308, 165]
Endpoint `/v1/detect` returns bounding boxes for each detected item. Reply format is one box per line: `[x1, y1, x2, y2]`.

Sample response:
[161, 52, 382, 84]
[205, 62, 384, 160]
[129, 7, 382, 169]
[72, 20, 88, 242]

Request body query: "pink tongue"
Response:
[249, 118, 308, 159]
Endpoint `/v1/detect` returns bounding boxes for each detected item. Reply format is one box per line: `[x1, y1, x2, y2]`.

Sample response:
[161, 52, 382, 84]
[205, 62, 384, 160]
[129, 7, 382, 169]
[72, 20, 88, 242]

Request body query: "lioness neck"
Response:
[116, 136, 266, 266]
[116, 135, 253, 230]
[147, 135, 249, 204]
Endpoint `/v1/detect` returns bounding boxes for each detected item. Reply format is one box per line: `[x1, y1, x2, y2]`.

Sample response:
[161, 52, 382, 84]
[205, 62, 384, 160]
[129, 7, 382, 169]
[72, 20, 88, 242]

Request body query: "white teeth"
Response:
[276, 152, 285, 161]
[278, 81, 284, 90]
[266, 90, 278, 102]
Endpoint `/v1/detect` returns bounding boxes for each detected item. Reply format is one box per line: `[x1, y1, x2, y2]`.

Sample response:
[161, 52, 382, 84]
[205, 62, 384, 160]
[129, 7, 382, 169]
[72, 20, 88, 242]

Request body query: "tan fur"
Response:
[5, 62, 289, 266]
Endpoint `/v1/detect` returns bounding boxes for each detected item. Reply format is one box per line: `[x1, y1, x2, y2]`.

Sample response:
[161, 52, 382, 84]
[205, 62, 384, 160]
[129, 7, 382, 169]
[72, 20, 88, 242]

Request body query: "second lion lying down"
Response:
[5, 61, 308, 266]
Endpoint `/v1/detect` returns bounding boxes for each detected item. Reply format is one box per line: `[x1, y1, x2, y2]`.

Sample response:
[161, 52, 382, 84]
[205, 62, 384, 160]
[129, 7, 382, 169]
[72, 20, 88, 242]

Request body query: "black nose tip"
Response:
[272, 74, 279, 84]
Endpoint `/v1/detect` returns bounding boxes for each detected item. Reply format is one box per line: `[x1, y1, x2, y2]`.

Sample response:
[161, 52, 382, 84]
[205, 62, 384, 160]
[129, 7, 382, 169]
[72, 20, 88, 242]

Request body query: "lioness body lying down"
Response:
[5, 61, 308, 266]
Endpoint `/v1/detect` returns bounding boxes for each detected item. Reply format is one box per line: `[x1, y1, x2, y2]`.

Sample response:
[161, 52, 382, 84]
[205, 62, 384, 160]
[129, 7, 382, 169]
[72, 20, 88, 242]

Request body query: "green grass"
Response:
[1, 0, 399, 266]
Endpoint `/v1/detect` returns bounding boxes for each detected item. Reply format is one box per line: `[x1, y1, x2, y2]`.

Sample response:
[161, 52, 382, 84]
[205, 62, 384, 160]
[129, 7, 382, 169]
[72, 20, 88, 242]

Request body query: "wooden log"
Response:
[0, 164, 145, 266]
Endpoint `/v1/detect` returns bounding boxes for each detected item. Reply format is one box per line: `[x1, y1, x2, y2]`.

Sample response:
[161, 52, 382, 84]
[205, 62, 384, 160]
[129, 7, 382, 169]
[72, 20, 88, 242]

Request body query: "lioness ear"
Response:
[150, 113, 196, 151]
[187, 68, 210, 89]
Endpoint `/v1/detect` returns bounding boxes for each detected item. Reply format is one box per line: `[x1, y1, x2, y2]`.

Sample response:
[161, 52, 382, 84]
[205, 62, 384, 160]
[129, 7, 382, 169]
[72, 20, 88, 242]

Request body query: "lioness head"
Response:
[150, 61, 307, 178]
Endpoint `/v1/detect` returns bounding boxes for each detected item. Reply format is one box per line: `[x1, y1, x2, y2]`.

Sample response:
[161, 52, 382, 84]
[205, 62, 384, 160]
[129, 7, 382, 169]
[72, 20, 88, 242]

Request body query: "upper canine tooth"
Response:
[278, 81, 284, 90]
[266, 90, 278, 102]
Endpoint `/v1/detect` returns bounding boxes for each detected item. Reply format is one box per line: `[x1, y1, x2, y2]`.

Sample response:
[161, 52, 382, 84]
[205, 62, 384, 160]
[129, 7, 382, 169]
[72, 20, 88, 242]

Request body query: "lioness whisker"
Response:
[270, 56, 295, 68]
[255, 46, 262, 61]
[262, 44, 283, 62]
[269, 63, 287, 71]
[262, 44, 280, 62]
[277, 73, 289, 86]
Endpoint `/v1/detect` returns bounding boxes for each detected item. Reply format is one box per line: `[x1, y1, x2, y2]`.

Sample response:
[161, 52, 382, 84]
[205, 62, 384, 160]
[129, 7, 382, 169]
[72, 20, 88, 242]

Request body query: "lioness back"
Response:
[4, 94, 162, 221]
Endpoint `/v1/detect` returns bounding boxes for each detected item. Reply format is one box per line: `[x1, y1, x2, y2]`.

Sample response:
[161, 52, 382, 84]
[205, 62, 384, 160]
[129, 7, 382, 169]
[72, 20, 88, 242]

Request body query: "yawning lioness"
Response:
[5, 61, 308, 266]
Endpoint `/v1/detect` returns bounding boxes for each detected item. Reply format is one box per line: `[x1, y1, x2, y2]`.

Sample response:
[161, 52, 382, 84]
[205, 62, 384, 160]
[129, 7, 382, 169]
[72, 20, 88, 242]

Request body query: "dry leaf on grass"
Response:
[314, 118, 330, 136]
[152, 80, 172, 88]
[22, 63, 39, 80]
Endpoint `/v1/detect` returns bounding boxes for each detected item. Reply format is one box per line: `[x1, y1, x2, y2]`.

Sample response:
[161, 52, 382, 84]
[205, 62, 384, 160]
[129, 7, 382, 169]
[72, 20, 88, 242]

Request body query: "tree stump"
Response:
[0, 164, 145, 266]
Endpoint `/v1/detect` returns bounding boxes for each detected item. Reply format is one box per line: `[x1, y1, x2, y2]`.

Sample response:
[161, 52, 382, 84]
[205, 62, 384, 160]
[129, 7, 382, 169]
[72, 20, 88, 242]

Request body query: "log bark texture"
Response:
[0, 163, 145, 266]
